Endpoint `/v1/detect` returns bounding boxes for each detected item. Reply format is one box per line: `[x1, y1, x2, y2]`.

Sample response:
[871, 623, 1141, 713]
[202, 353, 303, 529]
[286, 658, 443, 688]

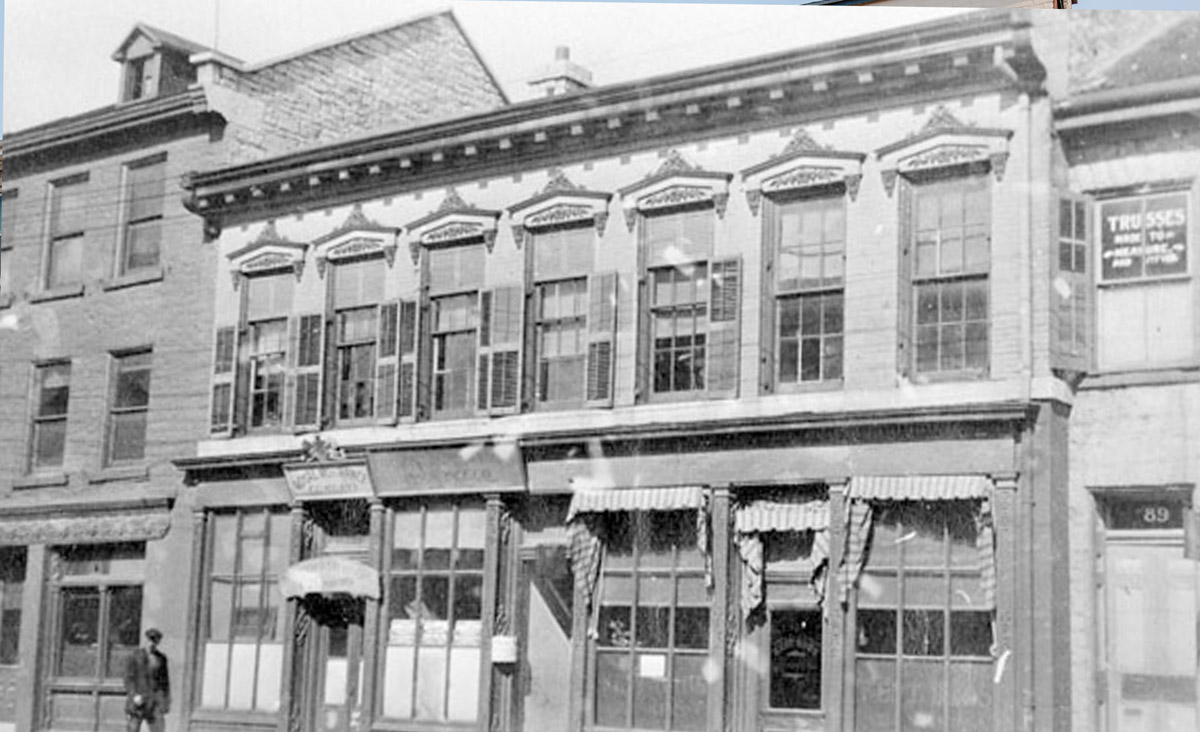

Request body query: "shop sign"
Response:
[369, 444, 525, 495]
[1100, 193, 1189, 281]
[283, 460, 375, 501]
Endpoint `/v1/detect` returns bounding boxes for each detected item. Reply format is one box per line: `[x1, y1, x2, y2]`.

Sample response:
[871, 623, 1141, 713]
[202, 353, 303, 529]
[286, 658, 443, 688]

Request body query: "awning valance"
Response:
[736, 500, 828, 534]
[849, 475, 992, 501]
[567, 486, 705, 522]
[280, 556, 380, 600]
[0, 510, 170, 546]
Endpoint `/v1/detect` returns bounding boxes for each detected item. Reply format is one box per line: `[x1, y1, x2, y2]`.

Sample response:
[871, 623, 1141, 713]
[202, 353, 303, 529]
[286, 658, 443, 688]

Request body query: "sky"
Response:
[4, 0, 1200, 134]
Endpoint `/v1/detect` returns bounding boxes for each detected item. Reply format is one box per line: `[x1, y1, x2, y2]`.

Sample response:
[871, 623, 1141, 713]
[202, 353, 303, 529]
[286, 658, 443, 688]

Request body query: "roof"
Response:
[1095, 14, 1200, 90]
[112, 22, 212, 61]
[1069, 12, 1189, 93]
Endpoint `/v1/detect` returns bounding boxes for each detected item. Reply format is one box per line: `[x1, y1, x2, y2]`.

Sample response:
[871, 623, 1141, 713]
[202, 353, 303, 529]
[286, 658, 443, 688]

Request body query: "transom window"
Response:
[106, 350, 152, 464]
[32, 362, 71, 471]
[594, 511, 710, 732]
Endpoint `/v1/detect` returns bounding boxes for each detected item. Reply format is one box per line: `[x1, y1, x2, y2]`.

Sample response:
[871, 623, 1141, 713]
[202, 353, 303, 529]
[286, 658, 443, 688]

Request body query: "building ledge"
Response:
[28, 283, 85, 304]
[1080, 366, 1200, 391]
[12, 472, 70, 490]
[85, 463, 151, 485]
[99, 266, 165, 292]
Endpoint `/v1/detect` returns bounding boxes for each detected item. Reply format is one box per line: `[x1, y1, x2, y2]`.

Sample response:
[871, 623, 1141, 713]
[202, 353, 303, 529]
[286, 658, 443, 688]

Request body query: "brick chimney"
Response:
[528, 46, 592, 99]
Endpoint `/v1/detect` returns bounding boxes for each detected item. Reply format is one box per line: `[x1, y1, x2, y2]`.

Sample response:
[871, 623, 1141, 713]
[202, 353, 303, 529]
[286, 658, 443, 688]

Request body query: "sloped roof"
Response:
[112, 22, 212, 62]
[1070, 12, 1196, 93]
[1098, 15, 1200, 90]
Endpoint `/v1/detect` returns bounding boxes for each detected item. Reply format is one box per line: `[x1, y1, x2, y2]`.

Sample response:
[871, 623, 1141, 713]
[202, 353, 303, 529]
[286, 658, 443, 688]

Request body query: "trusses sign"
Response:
[1100, 193, 1189, 281]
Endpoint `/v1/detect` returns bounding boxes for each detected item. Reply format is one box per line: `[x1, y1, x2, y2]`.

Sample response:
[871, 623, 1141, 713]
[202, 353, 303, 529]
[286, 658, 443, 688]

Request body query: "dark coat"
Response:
[124, 648, 170, 718]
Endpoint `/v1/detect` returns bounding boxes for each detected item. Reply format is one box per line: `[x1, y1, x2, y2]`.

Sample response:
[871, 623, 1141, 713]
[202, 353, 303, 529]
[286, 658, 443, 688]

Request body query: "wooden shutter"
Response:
[1051, 193, 1093, 377]
[707, 257, 741, 399]
[397, 299, 419, 421]
[586, 272, 619, 407]
[209, 326, 238, 435]
[759, 199, 777, 395]
[232, 326, 251, 434]
[291, 313, 325, 432]
[478, 285, 524, 415]
[376, 301, 400, 423]
[896, 179, 915, 379]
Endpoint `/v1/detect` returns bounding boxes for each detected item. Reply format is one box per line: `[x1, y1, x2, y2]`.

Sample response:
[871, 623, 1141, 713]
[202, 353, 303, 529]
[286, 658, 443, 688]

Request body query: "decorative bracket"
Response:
[508, 169, 612, 246]
[618, 149, 732, 226]
[740, 129, 866, 215]
[225, 219, 308, 286]
[875, 105, 1013, 197]
[405, 187, 501, 257]
[310, 204, 401, 278]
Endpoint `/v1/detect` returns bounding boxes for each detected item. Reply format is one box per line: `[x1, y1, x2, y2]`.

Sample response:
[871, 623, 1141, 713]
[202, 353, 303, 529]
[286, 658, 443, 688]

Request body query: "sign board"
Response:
[283, 460, 375, 501]
[1100, 193, 1189, 281]
[369, 444, 525, 496]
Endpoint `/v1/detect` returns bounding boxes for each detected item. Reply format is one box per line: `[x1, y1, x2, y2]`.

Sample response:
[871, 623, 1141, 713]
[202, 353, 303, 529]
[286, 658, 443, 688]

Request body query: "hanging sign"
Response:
[283, 459, 375, 501]
[1100, 193, 1189, 281]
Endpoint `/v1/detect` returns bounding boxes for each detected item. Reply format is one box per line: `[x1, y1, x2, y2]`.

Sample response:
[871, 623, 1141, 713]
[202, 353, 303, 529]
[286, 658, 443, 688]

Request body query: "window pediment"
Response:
[226, 221, 307, 288]
[508, 169, 612, 247]
[312, 204, 400, 277]
[619, 150, 732, 231]
[876, 106, 1012, 197]
[405, 188, 501, 263]
[741, 129, 866, 215]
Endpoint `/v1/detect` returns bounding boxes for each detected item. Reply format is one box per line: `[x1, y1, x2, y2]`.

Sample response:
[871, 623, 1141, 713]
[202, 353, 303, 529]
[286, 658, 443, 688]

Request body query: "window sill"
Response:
[12, 472, 69, 490]
[100, 266, 164, 292]
[188, 709, 279, 726]
[770, 379, 844, 396]
[85, 464, 150, 485]
[908, 369, 990, 385]
[0, 293, 12, 310]
[29, 283, 85, 304]
[1081, 366, 1200, 391]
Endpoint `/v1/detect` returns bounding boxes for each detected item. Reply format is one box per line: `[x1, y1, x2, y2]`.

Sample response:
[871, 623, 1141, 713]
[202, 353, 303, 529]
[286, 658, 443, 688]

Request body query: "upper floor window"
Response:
[106, 350, 152, 465]
[1096, 191, 1193, 370]
[904, 175, 990, 378]
[31, 362, 71, 471]
[120, 156, 166, 275]
[1, 190, 15, 298]
[246, 273, 294, 431]
[46, 175, 88, 290]
[639, 208, 740, 402]
[426, 243, 485, 418]
[332, 259, 386, 423]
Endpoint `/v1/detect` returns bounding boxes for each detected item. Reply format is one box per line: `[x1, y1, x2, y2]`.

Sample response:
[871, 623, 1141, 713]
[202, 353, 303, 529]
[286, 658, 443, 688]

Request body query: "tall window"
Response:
[121, 157, 166, 274]
[0, 547, 25, 666]
[426, 244, 484, 417]
[201, 510, 290, 712]
[333, 259, 385, 423]
[652, 264, 708, 394]
[382, 503, 486, 722]
[245, 274, 294, 430]
[1096, 192, 1192, 369]
[594, 511, 709, 732]
[1, 191, 14, 298]
[775, 196, 844, 385]
[760, 532, 823, 711]
[1058, 198, 1090, 359]
[106, 351, 152, 465]
[854, 502, 993, 732]
[31, 362, 71, 471]
[910, 176, 990, 376]
[533, 225, 595, 406]
[46, 175, 88, 289]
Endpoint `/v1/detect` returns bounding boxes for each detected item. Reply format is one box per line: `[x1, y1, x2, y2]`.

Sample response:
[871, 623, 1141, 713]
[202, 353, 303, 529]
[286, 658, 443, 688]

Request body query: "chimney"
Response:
[528, 46, 592, 99]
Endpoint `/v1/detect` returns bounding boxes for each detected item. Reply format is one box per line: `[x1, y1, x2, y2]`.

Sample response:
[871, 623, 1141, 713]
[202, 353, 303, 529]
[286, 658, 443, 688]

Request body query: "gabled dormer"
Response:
[112, 24, 209, 103]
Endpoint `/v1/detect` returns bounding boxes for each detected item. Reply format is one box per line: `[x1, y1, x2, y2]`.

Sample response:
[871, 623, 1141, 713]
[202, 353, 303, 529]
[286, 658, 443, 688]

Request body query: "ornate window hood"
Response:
[508, 168, 612, 247]
[226, 220, 308, 288]
[741, 129, 866, 215]
[311, 203, 401, 277]
[876, 105, 1013, 197]
[618, 150, 732, 231]
[404, 188, 501, 263]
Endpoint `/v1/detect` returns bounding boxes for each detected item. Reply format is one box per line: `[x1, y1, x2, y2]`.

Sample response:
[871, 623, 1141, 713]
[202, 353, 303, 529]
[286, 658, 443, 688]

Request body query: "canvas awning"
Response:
[735, 499, 828, 534]
[280, 556, 380, 600]
[566, 485, 705, 521]
[849, 475, 992, 501]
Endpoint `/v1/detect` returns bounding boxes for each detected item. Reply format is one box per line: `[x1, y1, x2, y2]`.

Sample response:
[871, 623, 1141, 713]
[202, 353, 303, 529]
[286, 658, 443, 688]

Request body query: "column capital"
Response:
[709, 483, 732, 498]
[826, 477, 851, 494]
[991, 472, 1020, 491]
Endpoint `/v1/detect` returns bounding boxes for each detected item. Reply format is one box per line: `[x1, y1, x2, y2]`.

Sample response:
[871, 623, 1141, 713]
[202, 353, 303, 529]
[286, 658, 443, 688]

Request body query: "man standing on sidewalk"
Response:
[124, 628, 171, 732]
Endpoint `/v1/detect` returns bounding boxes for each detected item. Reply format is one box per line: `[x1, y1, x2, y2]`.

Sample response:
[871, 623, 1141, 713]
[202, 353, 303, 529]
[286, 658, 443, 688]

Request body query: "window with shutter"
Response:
[376, 302, 400, 422]
[292, 313, 325, 431]
[432, 293, 478, 417]
[424, 242, 486, 419]
[242, 274, 295, 432]
[331, 259, 386, 424]
[210, 327, 237, 435]
[397, 300, 419, 421]
[1052, 195, 1092, 375]
[586, 271, 619, 407]
[478, 285, 523, 415]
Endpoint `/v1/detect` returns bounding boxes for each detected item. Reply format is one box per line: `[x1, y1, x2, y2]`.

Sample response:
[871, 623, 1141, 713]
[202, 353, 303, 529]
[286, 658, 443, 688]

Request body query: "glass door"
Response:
[306, 597, 365, 732]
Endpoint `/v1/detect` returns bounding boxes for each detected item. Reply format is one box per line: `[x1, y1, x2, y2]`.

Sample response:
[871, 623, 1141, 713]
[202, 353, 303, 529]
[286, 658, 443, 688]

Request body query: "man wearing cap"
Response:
[124, 628, 170, 732]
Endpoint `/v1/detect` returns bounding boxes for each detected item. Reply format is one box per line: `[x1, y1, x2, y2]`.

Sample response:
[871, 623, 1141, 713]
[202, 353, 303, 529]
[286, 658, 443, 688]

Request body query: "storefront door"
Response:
[304, 596, 365, 732]
[1101, 499, 1199, 732]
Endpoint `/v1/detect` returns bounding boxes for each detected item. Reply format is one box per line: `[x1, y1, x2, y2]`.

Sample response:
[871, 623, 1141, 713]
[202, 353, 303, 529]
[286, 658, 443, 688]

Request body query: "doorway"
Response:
[1099, 494, 1199, 732]
[303, 596, 365, 732]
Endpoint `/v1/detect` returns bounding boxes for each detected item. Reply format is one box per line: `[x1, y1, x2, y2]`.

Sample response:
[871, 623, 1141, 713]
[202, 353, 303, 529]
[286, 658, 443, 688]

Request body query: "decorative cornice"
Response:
[781, 128, 833, 156]
[741, 131, 865, 213]
[0, 509, 171, 545]
[227, 220, 307, 287]
[620, 150, 732, 227]
[509, 170, 612, 246]
[311, 203, 399, 246]
[876, 106, 1014, 197]
[405, 187, 501, 252]
[225, 220, 308, 261]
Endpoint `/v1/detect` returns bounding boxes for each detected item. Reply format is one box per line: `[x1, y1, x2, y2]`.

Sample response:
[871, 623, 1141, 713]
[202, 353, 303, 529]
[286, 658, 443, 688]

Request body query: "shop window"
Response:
[639, 209, 740, 401]
[382, 503, 486, 722]
[768, 609, 822, 710]
[106, 350, 152, 465]
[45, 174, 88, 290]
[200, 510, 290, 713]
[854, 502, 993, 732]
[901, 176, 990, 378]
[120, 156, 166, 275]
[0, 547, 26, 665]
[31, 362, 71, 471]
[594, 511, 709, 732]
[1096, 191, 1193, 369]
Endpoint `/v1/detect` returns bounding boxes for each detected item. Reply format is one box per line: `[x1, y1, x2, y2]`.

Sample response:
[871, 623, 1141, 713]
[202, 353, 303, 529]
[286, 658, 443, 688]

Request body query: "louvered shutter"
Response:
[232, 326, 251, 433]
[586, 271, 619, 407]
[759, 199, 778, 395]
[416, 298, 433, 421]
[291, 313, 325, 431]
[897, 179, 915, 379]
[707, 257, 741, 398]
[478, 285, 523, 415]
[1051, 194, 1093, 376]
[397, 299, 419, 421]
[376, 301, 400, 422]
[209, 326, 238, 435]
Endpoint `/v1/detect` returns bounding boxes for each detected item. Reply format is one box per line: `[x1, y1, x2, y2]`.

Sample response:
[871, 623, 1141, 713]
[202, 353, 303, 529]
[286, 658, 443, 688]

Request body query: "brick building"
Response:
[0, 13, 503, 732]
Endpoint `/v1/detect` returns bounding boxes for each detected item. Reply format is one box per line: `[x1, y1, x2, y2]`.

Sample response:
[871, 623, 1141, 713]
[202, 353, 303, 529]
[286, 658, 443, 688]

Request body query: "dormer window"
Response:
[125, 56, 153, 101]
[113, 24, 206, 103]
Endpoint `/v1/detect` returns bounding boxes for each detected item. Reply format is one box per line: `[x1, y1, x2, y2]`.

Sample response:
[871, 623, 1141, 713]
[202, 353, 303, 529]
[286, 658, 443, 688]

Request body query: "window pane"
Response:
[124, 222, 162, 271]
[38, 364, 71, 416]
[632, 661, 668, 729]
[109, 411, 147, 462]
[52, 182, 88, 236]
[595, 652, 631, 727]
[856, 609, 896, 655]
[421, 577, 450, 621]
[114, 355, 152, 408]
[128, 162, 165, 222]
[779, 340, 799, 384]
[453, 575, 483, 622]
[949, 661, 993, 730]
[854, 659, 896, 730]
[635, 607, 670, 649]
[48, 237, 83, 288]
[58, 588, 100, 677]
[246, 275, 294, 322]
[105, 587, 143, 678]
[34, 421, 67, 468]
[902, 610, 945, 656]
[671, 654, 709, 731]
[598, 606, 632, 648]
[212, 516, 238, 576]
[769, 609, 822, 710]
[674, 607, 709, 649]
[949, 611, 993, 657]
[900, 659, 944, 731]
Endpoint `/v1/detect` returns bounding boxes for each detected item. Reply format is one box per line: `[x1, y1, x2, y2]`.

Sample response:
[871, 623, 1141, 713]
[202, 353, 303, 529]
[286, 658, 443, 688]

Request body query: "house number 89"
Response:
[1141, 506, 1172, 524]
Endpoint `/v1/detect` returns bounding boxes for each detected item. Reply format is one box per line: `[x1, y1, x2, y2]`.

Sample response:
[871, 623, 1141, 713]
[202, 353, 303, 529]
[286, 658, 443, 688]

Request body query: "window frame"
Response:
[334, 306, 380, 424]
[649, 261, 710, 397]
[44, 174, 89, 291]
[430, 291, 479, 418]
[30, 361, 72, 472]
[118, 154, 167, 276]
[247, 319, 288, 431]
[105, 349, 153, 466]
[1, 189, 16, 300]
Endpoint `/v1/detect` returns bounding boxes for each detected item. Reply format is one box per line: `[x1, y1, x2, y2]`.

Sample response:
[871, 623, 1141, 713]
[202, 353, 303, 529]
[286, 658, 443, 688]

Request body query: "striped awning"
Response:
[735, 500, 829, 534]
[567, 486, 705, 521]
[849, 475, 992, 501]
